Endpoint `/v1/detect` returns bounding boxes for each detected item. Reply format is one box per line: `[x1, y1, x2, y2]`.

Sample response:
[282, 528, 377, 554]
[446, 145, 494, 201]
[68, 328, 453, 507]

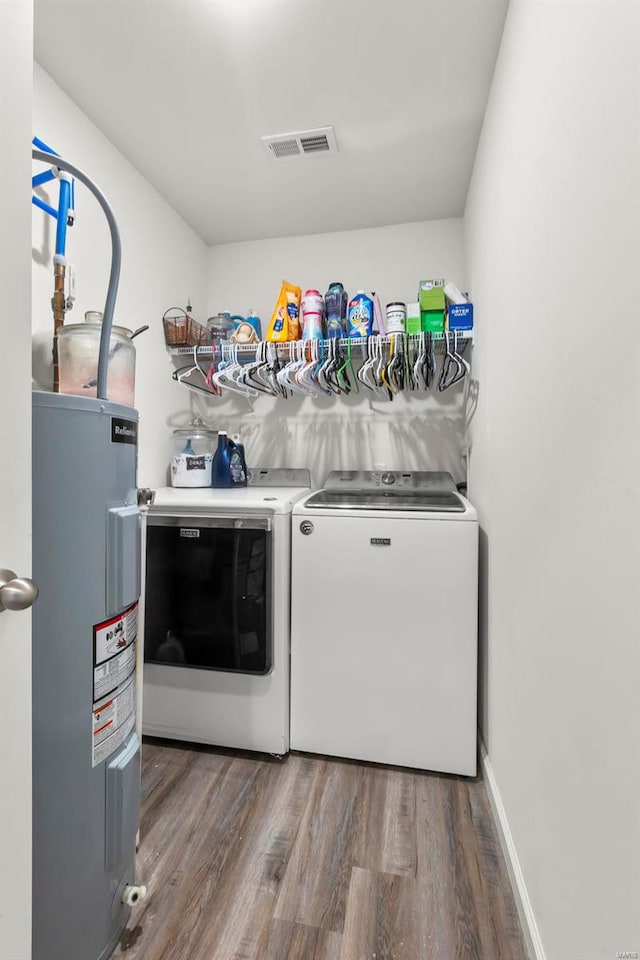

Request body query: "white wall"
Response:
[32, 64, 208, 486]
[464, 2, 640, 957]
[31, 64, 470, 489]
[0, 4, 33, 957]
[205, 221, 468, 486]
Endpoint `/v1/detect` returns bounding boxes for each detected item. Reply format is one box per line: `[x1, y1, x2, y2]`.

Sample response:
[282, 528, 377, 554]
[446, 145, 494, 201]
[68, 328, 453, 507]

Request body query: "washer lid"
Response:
[303, 489, 466, 512]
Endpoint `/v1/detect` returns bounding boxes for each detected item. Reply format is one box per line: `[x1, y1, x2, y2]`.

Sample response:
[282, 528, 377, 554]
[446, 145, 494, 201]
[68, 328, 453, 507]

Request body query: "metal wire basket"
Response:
[162, 307, 210, 348]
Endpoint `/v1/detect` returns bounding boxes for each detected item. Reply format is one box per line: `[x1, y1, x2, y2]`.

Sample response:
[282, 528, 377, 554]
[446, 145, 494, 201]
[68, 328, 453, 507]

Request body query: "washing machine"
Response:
[290, 470, 478, 776]
[141, 468, 310, 754]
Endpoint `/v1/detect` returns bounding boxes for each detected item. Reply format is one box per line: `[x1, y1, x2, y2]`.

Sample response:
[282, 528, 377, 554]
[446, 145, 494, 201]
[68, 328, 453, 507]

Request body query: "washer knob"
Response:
[381, 472, 395, 485]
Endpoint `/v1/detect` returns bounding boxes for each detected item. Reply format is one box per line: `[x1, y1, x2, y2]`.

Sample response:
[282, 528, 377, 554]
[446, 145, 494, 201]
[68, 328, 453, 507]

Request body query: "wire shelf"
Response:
[168, 332, 473, 357]
[170, 330, 474, 400]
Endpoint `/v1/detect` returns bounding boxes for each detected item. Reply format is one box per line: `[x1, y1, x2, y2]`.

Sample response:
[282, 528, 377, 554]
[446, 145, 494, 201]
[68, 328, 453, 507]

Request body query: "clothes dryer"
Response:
[142, 469, 310, 754]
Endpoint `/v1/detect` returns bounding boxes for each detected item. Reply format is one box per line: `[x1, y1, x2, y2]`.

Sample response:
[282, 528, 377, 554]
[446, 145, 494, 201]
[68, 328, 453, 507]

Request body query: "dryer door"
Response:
[144, 514, 272, 675]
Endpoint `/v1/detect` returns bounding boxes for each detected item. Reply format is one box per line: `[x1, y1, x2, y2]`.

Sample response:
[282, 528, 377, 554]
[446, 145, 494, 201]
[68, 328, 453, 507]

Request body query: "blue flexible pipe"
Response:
[32, 136, 58, 156]
[55, 177, 71, 258]
[32, 148, 121, 400]
[32, 169, 57, 189]
[32, 195, 58, 219]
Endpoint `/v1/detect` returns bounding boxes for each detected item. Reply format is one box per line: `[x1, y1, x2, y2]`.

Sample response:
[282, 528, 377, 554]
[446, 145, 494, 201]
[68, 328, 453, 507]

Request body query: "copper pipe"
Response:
[51, 261, 66, 392]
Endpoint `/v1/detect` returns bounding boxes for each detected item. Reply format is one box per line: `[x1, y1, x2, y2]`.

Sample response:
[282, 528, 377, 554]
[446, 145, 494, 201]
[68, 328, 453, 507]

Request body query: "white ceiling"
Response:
[34, 0, 508, 245]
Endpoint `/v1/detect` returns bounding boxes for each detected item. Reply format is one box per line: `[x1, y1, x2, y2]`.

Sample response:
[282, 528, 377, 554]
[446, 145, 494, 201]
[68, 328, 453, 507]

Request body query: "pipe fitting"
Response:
[121, 884, 147, 907]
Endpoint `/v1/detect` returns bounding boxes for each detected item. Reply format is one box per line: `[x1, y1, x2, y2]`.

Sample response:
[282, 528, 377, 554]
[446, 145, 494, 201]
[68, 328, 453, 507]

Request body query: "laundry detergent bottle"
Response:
[324, 282, 348, 339]
[211, 430, 232, 488]
[230, 434, 248, 487]
[348, 291, 374, 338]
[301, 289, 325, 340]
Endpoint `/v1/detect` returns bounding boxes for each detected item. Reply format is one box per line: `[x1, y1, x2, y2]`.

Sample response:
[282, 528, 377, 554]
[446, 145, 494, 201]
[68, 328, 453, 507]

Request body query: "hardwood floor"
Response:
[114, 740, 526, 960]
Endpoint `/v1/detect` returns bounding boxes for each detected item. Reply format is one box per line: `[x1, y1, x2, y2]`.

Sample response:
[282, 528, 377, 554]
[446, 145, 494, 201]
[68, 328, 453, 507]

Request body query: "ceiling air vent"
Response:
[261, 126, 338, 159]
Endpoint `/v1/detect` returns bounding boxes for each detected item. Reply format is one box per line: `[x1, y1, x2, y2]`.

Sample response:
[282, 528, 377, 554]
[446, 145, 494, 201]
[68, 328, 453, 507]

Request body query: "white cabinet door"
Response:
[290, 514, 478, 775]
[0, 3, 34, 958]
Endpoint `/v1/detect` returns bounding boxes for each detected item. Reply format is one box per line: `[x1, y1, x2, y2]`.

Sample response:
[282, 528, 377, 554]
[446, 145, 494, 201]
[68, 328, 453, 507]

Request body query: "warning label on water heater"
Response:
[93, 602, 137, 700]
[92, 675, 136, 768]
[92, 603, 138, 767]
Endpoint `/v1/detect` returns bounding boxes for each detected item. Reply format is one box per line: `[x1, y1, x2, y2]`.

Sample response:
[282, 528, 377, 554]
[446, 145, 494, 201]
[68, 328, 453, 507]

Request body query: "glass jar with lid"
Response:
[170, 420, 217, 487]
[57, 321, 136, 406]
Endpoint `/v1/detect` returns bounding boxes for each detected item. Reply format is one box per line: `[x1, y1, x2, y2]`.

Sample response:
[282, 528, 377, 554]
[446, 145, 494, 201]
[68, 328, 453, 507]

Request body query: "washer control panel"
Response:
[323, 470, 456, 492]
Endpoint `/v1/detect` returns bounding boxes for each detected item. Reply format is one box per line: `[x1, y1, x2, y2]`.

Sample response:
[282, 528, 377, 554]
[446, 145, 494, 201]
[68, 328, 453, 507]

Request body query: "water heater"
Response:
[32, 391, 145, 960]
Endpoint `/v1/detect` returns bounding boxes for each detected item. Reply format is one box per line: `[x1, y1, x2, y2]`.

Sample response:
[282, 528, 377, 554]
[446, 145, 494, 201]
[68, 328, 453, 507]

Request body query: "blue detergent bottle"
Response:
[348, 291, 374, 337]
[211, 431, 232, 488]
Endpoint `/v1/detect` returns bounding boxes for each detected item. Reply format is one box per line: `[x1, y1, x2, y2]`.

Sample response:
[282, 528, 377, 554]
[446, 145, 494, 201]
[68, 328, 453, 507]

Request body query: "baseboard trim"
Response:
[479, 739, 546, 960]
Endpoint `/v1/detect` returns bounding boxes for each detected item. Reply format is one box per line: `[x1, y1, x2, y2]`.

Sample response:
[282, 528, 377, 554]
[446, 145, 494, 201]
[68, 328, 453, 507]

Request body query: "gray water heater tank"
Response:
[32, 392, 144, 960]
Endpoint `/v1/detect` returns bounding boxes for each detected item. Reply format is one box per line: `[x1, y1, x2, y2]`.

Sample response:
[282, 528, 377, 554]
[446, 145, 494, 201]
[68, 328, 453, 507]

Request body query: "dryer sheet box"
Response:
[447, 303, 474, 332]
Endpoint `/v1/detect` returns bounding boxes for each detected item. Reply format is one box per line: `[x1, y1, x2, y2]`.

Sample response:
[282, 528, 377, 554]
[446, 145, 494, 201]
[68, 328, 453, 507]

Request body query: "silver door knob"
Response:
[0, 569, 39, 612]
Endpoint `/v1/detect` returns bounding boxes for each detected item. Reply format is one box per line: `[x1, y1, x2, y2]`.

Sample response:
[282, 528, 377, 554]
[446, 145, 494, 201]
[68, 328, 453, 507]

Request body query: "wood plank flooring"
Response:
[114, 739, 526, 960]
